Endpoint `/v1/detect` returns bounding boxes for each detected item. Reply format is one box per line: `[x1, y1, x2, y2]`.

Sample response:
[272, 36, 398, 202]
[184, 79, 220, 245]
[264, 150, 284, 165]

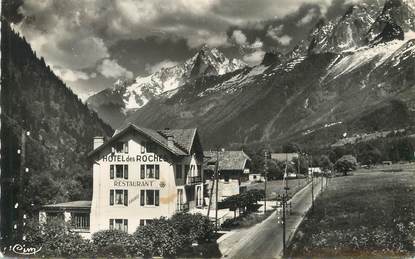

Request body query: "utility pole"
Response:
[282, 193, 286, 257]
[215, 148, 220, 231]
[284, 153, 289, 198]
[310, 154, 314, 213]
[207, 147, 220, 225]
[264, 149, 269, 214]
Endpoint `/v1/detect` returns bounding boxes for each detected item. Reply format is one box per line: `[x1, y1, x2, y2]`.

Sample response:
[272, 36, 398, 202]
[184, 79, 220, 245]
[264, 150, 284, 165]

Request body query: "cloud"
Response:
[231, 30, 248, 46]
[53, 67, 95, 82]
[145, 60, 180, 74]
[187, 31, 230, 48]
[266, 25, 293, 46]
[12, 0, 344, 96]
[242, 49, 266, 66]
[297, 8, 318, 25]
[249, 38, 264, 49]
[266, 25, 284, 40]
[97, 59, 134, 79]
[276, 35, 293, 46]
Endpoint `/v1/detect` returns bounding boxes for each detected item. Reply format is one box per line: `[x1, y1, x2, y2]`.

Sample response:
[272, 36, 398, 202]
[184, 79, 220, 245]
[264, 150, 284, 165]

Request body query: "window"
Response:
[110, 190, 128, 206]
[146, 143, 155, 153]
[140, 165, 160, 179]
[139, 219, 154, 226]
[176, 165, 182, 179]
[141, 142, 146, 153]
[224, 175, 230, 183]
[109, 219, 128, 232]
[110, 165, 128, 179]
[197, 165, 201, 175]
[46, 212, 64, 223]
[71, 213, 90, 230]
[140, 190, 160, 206]
[185, 165, 190, 177]
[112, 142, 128, 154]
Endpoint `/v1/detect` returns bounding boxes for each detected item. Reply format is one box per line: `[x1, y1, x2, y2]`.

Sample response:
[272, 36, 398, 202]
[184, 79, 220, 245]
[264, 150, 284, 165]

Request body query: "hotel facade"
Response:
[40, 124, 206, 236]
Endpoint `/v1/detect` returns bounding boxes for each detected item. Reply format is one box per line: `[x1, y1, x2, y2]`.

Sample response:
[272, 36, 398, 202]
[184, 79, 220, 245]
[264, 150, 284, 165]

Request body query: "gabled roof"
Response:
[88, 123, 198, 158]
[271, 153, 299, 162]
[158, 128, 197, 154]
[204, 150, 251, 171]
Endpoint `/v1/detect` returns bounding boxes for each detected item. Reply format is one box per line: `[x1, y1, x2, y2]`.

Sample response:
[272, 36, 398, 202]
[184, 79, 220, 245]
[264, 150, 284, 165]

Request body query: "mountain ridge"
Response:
[86, 46, 246, 127]
[122, 0, 415, 150]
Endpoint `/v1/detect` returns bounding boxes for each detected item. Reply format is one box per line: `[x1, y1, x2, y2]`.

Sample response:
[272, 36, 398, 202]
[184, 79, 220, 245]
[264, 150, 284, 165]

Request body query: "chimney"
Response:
[93, 136, 104, 149]
[167, 135, 174, 148]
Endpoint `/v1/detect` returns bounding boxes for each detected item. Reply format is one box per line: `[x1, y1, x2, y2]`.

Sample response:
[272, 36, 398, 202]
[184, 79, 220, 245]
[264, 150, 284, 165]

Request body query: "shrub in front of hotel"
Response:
[171, 213, 215, 245]
[92, 229, 137, 257]
[133, 217, 183, 257]
[24, 218, 92, 257]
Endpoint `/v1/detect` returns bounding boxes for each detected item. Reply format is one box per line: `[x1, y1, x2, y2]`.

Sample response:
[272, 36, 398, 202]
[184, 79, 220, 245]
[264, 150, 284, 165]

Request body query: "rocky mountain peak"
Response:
[87, 46, 246, 124]
[261, 51, 283, 66]
[367, 0, 415, 43]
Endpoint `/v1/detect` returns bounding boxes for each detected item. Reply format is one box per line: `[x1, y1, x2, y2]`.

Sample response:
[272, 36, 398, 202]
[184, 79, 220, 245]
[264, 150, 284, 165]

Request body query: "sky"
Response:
[4, 0, 368, 100]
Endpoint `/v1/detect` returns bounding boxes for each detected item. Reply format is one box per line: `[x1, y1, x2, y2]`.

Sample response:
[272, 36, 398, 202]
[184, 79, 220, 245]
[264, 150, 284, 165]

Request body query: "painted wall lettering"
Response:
[102, 154, 164, 163]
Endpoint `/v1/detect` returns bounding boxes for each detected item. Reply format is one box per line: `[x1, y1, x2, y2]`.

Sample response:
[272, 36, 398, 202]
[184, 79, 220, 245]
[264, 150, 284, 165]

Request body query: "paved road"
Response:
[220, 177, 326, 259]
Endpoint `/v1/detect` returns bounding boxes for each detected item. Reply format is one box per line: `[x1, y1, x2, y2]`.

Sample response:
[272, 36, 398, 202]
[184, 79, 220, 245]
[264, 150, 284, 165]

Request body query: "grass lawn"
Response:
[246, 178, 309, 200]
[287, 167, 415, 257]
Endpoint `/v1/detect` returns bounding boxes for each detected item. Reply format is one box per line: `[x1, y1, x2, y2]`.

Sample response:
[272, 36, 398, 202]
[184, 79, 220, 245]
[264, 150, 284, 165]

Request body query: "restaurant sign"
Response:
[113, 180, 166, 188]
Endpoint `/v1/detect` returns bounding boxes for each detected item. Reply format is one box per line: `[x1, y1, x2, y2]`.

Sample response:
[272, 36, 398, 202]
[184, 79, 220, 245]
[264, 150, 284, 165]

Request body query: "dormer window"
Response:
[112, 142, 128, 154]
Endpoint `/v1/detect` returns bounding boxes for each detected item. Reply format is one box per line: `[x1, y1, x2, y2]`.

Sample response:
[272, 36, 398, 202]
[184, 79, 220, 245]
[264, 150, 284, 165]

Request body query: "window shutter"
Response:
[124, 219, 128, 232]
[124, 165, 128, 179]
[109, 219, 114, 230]
[155, 165, 160, 179]
[124, 142, 128, 154]
[110, 190, 114, 206]
[155, 190, 160, 206]
[140, 165, 145, 179]
[140, 190, 145, 206]
[110, 165, 114, 179]
[141, 143, 146, 154]
[124, 190, 128, 206]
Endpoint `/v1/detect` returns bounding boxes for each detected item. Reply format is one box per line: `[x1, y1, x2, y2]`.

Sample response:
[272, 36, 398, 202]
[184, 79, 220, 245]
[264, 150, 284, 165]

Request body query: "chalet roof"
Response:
[158, 128, 197, 154]
[271, 153, 299, 162]
[88, 123, 198, 157]
[204, 150, 251, 171]
[43, 200, 91, 210]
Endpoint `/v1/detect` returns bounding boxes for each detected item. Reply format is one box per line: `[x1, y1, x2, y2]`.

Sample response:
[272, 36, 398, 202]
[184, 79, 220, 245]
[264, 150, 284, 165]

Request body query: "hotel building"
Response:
[40, 123, 206, 236]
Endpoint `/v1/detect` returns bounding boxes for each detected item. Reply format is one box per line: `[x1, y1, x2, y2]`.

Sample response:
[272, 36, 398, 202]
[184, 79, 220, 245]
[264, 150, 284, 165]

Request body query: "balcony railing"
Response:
[176, 202, 189, 212]
[186, 175, 202, 185]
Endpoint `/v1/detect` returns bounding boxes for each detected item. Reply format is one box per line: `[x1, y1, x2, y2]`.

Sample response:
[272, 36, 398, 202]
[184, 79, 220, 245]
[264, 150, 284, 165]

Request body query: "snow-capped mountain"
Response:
[87, 46, 246, 127]
[123, 46, 246, 109]
[123, 0, 415, 149]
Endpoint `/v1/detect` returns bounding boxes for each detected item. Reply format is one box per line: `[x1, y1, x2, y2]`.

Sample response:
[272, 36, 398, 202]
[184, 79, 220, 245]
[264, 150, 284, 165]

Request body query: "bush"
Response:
[221, 218, 240, 229]
[24, 218, 93, 257]
[220, 189, 265, 213]
[133, 218, 183, 257]
[171, 213, 215, 245]
[92, 229, 137, 257]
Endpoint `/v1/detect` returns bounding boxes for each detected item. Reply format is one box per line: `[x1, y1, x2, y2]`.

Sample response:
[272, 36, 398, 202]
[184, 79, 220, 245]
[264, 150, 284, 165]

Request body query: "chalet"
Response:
[203, 150, 251, 202]
[40, 123, 206, 236]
